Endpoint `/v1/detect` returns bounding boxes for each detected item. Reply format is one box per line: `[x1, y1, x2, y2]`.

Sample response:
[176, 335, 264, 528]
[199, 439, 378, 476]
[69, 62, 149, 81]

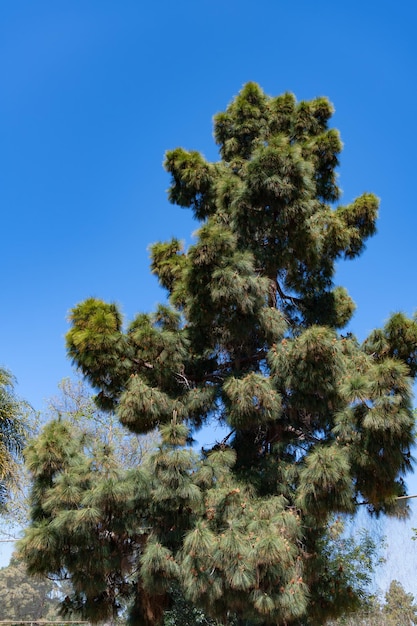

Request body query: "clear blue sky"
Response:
[1, 0, 417, 586]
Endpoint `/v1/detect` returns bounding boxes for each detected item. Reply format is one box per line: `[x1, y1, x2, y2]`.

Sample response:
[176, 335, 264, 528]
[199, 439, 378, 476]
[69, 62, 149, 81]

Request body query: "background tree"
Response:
[327, 579, 417, 625]
[47, 376, 159, 467]
[20, 83, 417, 625]
[0, 366, 30, 527]
[383, 579, 417, 625]
[0, 554, 61, 621]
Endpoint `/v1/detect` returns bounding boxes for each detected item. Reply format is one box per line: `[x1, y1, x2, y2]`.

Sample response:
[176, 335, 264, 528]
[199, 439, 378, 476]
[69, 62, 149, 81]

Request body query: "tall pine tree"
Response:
[20, 83, 417, 625]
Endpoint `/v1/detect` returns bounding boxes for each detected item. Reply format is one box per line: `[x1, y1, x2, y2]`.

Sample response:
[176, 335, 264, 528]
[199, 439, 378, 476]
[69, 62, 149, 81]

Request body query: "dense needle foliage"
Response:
[20, 83, 417, 625]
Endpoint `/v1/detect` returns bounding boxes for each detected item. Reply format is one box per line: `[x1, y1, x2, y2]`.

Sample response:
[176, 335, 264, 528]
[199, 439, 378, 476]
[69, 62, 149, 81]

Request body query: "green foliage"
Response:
[11, 378, 158, 622]
[383, 580, 417, 625]
[0, 366, 30, 514]
[305, 519, 382, 625]
[22, 83, 417, 625]
[327, 579, 417, 626]
[20, 417, 152, 623]
[163, 585, 226, 626]
[0, 555, 61, 620]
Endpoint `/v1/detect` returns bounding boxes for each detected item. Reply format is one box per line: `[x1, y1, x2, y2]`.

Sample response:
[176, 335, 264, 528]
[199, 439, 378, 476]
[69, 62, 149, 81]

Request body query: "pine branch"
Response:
[275, 280, 302, 305]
